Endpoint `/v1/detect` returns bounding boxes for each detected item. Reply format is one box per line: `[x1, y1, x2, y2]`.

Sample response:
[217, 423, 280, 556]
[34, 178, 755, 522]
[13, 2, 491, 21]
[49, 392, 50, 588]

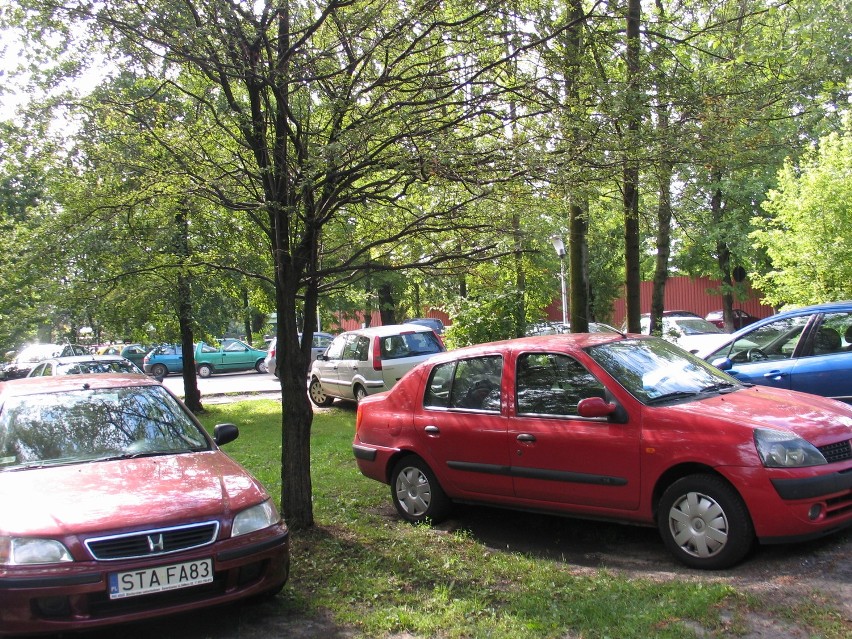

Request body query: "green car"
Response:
[195, 340, 268, 377]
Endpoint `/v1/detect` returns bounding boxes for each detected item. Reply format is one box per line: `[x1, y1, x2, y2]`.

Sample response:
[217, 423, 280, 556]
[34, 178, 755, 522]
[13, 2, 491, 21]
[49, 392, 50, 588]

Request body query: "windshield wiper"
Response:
[700, 382, 739, 394]
[646, 390, 701, 405]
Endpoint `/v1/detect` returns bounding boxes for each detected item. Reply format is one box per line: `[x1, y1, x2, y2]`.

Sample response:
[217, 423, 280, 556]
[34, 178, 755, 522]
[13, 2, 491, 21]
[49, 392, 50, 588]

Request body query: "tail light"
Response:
[269, 342, 276, 358]
[372, 337, 382, 371]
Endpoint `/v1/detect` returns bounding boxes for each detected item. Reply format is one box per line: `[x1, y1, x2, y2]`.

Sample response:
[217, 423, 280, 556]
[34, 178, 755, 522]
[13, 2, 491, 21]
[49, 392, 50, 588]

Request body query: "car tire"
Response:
[657, 474, 754, 570]
[150, 363, 168, 378]
[256, 359, 268, 374]
[390, 456, 451, 524]
[354, 384, 367, 404]
[308, 377, 334, 407]
[198, 363, 214, 378]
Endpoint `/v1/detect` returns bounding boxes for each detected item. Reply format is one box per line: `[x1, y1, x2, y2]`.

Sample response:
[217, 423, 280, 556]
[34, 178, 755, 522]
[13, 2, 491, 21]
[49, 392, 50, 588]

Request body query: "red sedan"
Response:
[353, 333, 852, 569]
[0, 375, 289, 636]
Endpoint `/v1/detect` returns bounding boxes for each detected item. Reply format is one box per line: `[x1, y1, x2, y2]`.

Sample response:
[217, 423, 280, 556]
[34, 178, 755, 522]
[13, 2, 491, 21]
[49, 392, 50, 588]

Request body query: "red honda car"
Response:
[0, 375, 289, 636]
[353, 333, 852, 569]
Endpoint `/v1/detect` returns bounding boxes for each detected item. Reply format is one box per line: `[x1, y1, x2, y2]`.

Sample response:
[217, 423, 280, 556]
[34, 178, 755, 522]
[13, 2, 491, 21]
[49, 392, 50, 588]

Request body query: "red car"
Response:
[353, 333, 852, 569]
[0, 375, 289, 636]
[705, 309, 761, 331]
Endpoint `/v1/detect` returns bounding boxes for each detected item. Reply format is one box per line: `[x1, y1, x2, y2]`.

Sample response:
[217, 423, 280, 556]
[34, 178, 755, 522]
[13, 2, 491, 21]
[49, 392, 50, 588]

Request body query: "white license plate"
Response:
[108, 558, 213, 599]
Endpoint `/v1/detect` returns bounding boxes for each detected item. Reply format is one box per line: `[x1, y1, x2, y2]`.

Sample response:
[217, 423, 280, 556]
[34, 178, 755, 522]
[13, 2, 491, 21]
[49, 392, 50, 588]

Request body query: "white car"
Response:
[639, 315, 731, 354]
[309, 324, 445, 405]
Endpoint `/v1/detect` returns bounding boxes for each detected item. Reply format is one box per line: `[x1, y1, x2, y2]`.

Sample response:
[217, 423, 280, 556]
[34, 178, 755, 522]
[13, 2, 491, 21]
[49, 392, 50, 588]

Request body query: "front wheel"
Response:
[354, 384, 367, 404]
[658, 474, 754, 569]
[390, 456, 451, 524]
[308, 377, 334, 407]
[197, 363, 214, 378]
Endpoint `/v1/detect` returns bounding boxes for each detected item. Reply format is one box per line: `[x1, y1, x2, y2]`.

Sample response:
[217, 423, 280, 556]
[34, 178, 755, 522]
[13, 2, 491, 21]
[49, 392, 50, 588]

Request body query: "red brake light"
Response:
[373, 337, 382, 371]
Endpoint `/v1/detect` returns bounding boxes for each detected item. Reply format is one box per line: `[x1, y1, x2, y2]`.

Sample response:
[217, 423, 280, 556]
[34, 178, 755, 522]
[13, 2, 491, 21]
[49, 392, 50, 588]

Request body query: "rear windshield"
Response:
[379, 331, 444, 360]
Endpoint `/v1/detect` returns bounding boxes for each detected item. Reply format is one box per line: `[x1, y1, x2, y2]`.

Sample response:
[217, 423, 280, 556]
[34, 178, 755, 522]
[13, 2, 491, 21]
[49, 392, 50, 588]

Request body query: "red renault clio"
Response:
[353, 333, 852, 569]
[0, 375, 289, 635]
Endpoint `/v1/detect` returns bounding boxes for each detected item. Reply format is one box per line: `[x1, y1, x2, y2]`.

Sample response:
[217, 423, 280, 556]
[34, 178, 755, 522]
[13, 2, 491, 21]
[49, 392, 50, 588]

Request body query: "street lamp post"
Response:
[549, 235, 568, 327]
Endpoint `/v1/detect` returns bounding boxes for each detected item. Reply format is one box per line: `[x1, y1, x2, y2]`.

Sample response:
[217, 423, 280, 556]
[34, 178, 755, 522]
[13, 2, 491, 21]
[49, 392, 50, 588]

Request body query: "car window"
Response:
[341, 335, 369, 361]
[516, 353, 606, 416]
[380, 331, 443, 360]
[313, 334, 333, 348]
[448, 356, 502, 411]
[325, 335, 347, 359]
[224, 341, 249, 352]
[726, 315, 811, 362]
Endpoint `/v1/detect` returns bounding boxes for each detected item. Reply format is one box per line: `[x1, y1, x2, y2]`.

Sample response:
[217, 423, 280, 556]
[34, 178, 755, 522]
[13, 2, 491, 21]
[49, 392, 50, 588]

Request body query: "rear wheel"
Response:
[354, 384, 367, 404]
[658, 474, 754, 569]
[198, 363, 214, 378]
[390, 456, 451, 524]
[308, 377, 334, 407]
[256, 359, 268, 374]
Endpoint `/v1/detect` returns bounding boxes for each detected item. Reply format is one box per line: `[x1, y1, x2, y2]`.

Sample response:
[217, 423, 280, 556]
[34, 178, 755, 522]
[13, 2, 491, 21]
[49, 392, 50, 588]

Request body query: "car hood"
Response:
[0, 451, 268, 536]
[669, 385, 852, 445]
[676, 333, 731, 355]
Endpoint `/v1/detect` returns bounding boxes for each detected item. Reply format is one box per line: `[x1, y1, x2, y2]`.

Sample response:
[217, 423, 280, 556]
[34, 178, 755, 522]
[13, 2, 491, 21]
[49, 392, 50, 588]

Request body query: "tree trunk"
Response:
[174, 210, 202, 412]
[623, 0, 642, 333]
[569, 201, 589, 332]
[378, 282, 396, 325]
[710, 173, 735, 330]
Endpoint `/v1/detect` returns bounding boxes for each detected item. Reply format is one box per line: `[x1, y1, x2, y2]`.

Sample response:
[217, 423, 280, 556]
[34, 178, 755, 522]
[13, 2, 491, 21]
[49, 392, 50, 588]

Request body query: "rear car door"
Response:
[789, 311, 852, 402]
[414, 355, 512, 497]
[509, 351, 642, 510]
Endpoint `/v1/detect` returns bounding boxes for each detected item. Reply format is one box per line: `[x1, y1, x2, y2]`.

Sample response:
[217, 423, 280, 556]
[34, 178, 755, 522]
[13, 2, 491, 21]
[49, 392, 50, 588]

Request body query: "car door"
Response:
[313, 333, 349, 397]
[413, 355, 513, 497]
[712, 313, 815, 391]
[509, 351, 642, 510]
[221, 340, 254, 371]
[788, 311, 852, 402]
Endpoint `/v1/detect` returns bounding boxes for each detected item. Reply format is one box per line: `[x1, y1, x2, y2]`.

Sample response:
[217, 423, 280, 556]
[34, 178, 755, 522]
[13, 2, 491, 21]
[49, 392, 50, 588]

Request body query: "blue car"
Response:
[142, 344, 183, 377]
[700, 301, 852, 403]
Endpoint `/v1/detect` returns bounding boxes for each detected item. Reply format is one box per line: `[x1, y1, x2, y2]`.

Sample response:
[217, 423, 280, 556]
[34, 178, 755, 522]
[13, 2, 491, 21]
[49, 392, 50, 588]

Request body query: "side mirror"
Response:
[711, 357, 732, 371]
[214, 423, 239, 446]
[577, 396, 617, 418]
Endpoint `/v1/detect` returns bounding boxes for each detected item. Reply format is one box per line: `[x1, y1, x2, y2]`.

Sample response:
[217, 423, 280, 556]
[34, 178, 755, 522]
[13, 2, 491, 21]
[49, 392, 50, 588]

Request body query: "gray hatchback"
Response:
[308, 324, 445, 405]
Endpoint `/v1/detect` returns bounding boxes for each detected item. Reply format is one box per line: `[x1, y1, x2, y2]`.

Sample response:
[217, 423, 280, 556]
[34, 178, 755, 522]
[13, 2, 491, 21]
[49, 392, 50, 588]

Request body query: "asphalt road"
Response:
[160, 369, 282, 402]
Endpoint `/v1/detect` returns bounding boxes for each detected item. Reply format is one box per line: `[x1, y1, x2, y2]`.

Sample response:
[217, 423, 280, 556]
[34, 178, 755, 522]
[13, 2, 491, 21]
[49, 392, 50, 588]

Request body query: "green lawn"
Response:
[197, 400, 848, 639]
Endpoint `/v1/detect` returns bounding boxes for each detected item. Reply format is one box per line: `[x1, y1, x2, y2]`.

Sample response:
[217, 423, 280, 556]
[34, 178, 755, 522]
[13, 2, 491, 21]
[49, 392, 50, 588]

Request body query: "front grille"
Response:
[818, 439, 852, 464]
[85, 522, 219, 561]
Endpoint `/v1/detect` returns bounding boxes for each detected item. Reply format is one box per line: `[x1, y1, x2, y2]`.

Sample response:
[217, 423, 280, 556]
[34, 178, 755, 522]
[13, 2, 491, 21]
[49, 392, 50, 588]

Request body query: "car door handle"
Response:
[516, 433, 536, 443]
[763, 370, 788, 379]
[424, 425, 440, 435]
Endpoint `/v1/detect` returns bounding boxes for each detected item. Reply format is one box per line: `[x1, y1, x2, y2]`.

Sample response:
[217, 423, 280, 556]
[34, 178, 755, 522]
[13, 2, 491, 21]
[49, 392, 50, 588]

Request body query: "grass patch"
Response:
[198, 400, 847, 639]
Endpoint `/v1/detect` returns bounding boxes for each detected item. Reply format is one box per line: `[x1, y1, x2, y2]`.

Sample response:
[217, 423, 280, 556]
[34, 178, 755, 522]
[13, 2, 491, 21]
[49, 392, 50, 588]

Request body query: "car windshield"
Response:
[0, 385, 210, 470]
[56, 360, 140, 374]
[672, 318, 723, 335]
[380, 331, 444, 359]
[16, 345, 62, 364]
[587, 337, 741, 405]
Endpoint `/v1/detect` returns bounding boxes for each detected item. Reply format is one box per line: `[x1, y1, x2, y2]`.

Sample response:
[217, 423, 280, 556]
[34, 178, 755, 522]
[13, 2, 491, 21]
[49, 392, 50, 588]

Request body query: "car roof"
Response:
[0, 373, 159, 399]
[342, 323, 438, 337]
[420, 332, 632, 365]
[41, 354, 131, 364]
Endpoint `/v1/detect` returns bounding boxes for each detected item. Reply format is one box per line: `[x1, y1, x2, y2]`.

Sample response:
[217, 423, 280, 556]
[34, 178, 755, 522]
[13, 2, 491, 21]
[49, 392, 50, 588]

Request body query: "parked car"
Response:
[102, 344, 152, 369]
[265, 332, 335, 378]
[0, 343, 90, 380]
[27, 354, 143, 376]
[405, 317, 445, 334]
[352, 333, 852, 569]
[195, 340, 268, 378]
[527, 321, 621, 336]
[705, 309, 761, 331]
[143, 344, 184, 377]
[0, 374, 289, 635]
[699, 301, 852, 403]
[637, 314, 730, 354]
[309, 324, 445, 406]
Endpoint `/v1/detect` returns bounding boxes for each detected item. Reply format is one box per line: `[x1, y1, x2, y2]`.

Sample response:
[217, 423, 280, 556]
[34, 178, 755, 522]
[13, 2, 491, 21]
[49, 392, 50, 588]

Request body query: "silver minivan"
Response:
[308, 324, 445, 405]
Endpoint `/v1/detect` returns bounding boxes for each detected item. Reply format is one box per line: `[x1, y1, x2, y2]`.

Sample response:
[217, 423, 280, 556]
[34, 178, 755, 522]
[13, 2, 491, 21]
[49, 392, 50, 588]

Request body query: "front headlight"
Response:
[754, 428, 827, 468]
[0, 537, 73, 565]
[232, 499, 280, 537]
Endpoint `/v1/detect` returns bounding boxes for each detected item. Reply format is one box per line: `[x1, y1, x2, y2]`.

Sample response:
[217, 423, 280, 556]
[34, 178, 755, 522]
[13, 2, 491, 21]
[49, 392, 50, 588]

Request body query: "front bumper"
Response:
[0, 524, 289, 636]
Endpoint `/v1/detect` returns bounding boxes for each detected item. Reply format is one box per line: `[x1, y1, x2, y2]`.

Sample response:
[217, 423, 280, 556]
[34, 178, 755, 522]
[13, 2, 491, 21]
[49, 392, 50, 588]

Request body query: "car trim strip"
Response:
[352, 445, 378, 461]
[770, 470, 852, 501]
[0, 572, 102, 589]
[447, 461, 628, 487]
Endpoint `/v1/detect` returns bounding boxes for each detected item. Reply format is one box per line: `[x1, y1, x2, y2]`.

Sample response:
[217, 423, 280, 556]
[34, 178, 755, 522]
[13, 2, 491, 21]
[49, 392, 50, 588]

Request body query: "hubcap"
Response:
[668, 491, 729, 558]
[395, 467, 431, 517]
